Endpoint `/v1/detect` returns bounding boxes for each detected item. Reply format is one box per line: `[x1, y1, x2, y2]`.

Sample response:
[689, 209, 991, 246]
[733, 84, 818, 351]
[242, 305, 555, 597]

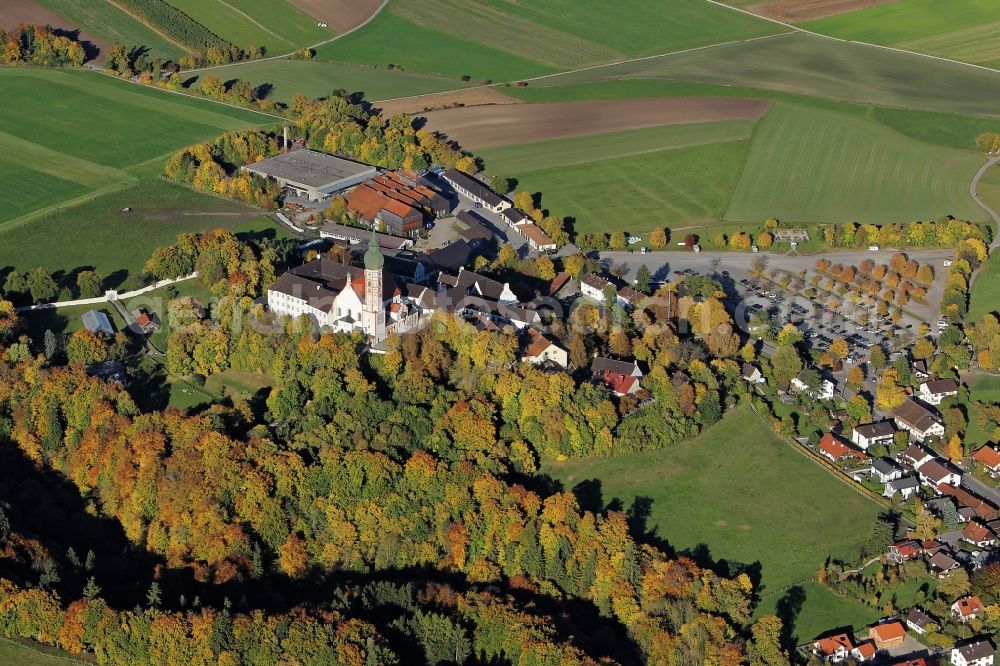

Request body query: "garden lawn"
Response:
[541, 407, 883, 596]
[533, 32, 1000, 117]
[165, 0, 331, 55]
[803, 0, 1000, 67]
[34, 0, 184, 60]
[971, 375, 1000, 404]
[191, 59, 462, 103]
[724, 103, 986, 225]
[502, 139, 748, 235]
[969, 251, 1000, 322]
[0, 181, 263, 292]
[477, 120, 758, 174]
[316, 0, 779, 80]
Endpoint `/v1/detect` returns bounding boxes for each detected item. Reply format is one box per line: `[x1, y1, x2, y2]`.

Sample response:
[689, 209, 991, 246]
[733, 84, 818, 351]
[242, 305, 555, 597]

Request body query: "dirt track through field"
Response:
[419, 97, 770, 148]
[376, 86, 522, 116]
[286, 0, 384, 34]
[0, 0, 109, 61]
[746, 0, 899, 22]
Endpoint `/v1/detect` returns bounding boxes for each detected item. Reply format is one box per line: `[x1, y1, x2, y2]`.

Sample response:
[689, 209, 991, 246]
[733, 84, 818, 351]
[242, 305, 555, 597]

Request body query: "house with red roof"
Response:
[972, 444, 1000, 478]
[962, 520, 997, 548]
[868, 621, 906, 649]
[819, 433, 867, 462]
[597, 371, 640, 397]
[952, 596, 986, 623]
[888, 540, 921, 564]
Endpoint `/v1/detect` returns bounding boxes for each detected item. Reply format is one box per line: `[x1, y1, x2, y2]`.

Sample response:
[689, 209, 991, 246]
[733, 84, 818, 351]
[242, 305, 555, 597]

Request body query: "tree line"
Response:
[1, 24, 85, 67]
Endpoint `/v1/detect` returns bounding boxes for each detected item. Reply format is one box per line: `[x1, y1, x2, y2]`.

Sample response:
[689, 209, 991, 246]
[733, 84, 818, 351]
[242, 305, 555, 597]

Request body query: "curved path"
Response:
[970, 154, 1000, 247]
[182, 0, 390, 74]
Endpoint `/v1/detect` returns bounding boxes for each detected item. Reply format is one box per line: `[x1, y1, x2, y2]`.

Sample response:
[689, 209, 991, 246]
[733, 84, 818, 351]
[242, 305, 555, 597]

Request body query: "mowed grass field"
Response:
[0, 68, 268, 229]
[478, 120, 759, 174]
[501, 139, 749, 234]
[969, 249, 1000, 322]
[535, 32, 1000, 117]
[193, 59, 462, 103]
[316, 0, 780, 81]
[166, 0, 331, 54]
[542, 407, 882, 602]
[0, 638, 90, 665]
[34, 0, 184, 61]
[0, 181, 264, 291]
[803, 0, 1000, 68]
[725, 103, 987, 224]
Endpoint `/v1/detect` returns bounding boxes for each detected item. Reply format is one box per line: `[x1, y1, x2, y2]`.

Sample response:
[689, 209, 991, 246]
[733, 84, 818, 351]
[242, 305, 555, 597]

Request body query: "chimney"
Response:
[283, 126, 289, 152]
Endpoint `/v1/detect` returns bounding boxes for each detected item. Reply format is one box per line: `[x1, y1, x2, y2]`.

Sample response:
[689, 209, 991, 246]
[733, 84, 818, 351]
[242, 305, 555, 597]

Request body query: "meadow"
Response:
[724, 103, 987, 225]
[34, 0, 184, 60]
[542, 407, 883, 641]
[0, 181, 263, 291]
[165, 0, 331, 55]
[0, 68, 268, 229]
[193, 59, 462, 103]
[505, 139, 748, 234]
[533, 32, 1000, 117]
[968, 250, 1000, 323]
[477, 120, 758, 174]
[803, 0, 1000, 67]
[316, 0, 779, 81]
[0, 637, 90, 666]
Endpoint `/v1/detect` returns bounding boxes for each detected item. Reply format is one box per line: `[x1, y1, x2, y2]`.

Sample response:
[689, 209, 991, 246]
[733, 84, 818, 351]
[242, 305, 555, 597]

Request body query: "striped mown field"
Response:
[803, 0, 1000, 67]
[724, 102, 987, 224]
[0, 68, 269, 229]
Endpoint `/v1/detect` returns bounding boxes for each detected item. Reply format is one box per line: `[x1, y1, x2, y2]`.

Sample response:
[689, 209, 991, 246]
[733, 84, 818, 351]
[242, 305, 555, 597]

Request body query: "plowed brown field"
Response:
[0, 0, 108, 60]
[376, 86, 522, 116]
[419, 97, 769, 148]
[746, 0, 899, 22]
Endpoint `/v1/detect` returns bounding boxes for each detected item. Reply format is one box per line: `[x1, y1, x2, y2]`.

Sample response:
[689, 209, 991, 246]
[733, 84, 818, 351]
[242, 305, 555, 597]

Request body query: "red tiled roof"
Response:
[854, 641, 877, 659]
[869, 621, 905, 643]
[963, 521, 995, 543]
[819, 433, 866, 460]
[601, 371, 638, 395]
[548, 272, 571, 296]
[521, 223, 555, 247]
[524, 328, 556, 358]
[938, 483, 999, 520]
[891, 540, 920, 558]
[973, 445, 1000, 469]
[814, 633, 853, 656]
[953, 596, 985, 617]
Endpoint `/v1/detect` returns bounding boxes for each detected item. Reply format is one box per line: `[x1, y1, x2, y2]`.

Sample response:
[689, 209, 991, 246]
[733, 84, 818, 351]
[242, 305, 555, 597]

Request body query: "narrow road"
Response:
[962, 474, 1000, 507]
[970, 155, 1000, 248]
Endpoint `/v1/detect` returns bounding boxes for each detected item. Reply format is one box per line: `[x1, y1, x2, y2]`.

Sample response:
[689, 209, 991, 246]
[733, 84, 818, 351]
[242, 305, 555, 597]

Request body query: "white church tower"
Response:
[362, 232, 386, 342]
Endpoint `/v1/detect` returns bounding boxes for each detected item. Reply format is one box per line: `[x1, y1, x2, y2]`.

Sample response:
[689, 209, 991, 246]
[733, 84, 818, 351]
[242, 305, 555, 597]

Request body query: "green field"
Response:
[478, 119, 758, 174]
[316, 0, 780, 81]
[803, 0, 1000, 68]
[969, 251, 1000, 322]
[724, 103, 987, 224]
[533, 32, 1000, 117]
[0, 68, 268, 229]
[754, 581, 878, 644]
[190, 59, 462, 103]
[542, 408, 883, 597]
[502, 139, 748, 234]
[165, 0, 331, 55]
[34, 0, 185, 61]
[0, 181, 263, 291]
[0, 638, 90, 665]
